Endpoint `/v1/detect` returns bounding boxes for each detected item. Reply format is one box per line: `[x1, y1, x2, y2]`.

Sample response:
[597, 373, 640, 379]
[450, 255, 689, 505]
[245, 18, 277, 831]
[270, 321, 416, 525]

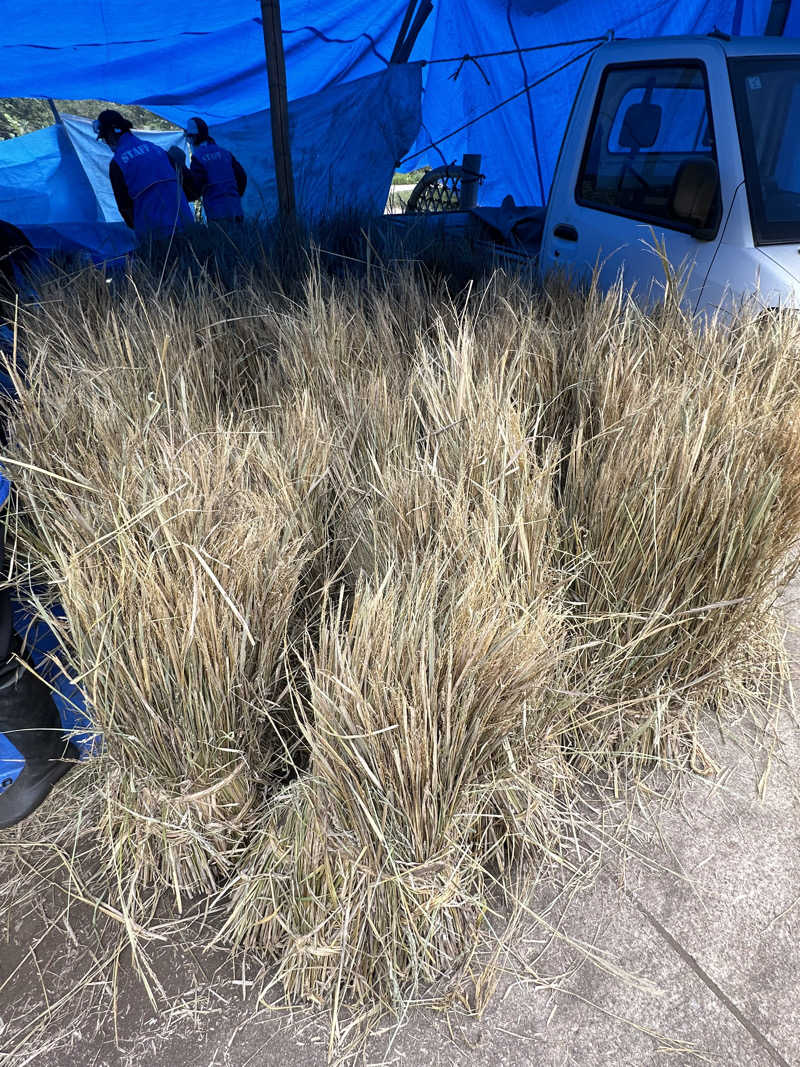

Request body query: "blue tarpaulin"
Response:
[0, 116, 186, 257]
[0, 124, 98, 226]
[0, 64, 421, 255]
[1, 4, 415, 123]
[210, 64, 422, 219]
[0, 0, 792, 243]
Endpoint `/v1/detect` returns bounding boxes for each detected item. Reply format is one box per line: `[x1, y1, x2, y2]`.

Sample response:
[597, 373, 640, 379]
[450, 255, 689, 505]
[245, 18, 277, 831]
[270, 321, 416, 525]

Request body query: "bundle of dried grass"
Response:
[222, 553, 565, 1007]
[5, 271, 330, 900]
[465, 275, 800, 763]
[222, 299, 569, 1011]
[4, 254, 800, 1033]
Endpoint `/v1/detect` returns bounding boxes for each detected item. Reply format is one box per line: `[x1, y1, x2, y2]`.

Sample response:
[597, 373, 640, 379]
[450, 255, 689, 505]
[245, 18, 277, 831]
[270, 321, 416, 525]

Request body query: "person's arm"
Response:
[166, 147, 199, 200]
[231, 156, 247, 197]
[188, 156, 209, 199]
[109, 160, 134, 229]
[181, 164, 201, 201]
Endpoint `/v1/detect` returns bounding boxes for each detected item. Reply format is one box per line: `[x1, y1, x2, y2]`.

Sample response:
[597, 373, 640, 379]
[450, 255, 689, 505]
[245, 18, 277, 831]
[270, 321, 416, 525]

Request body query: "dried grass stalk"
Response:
[4, 258, 800, 1021]
[223, 552, 565, 1006]
[223, 311, 569, 1008]
[5, 273, 330, 899]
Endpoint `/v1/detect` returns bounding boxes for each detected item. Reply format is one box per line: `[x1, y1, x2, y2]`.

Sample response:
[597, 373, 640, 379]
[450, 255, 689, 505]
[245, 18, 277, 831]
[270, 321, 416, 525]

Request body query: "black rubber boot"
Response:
[0, 652, 78, 830]
[0, 522, 77, 830]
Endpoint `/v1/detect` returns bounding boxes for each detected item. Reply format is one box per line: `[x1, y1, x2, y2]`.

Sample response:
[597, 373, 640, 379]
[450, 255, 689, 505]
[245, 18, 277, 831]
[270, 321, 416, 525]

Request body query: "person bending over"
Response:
[93, 109, 193, 240]
[179, 116, 247, 223]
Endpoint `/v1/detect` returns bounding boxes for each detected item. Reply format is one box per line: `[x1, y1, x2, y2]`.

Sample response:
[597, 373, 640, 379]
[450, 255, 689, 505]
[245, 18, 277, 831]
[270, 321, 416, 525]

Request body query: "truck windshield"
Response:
[730, 58, 800, 245]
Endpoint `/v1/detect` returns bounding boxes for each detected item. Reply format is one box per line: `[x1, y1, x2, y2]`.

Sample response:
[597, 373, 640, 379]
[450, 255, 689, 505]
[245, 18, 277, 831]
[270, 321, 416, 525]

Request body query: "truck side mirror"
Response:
[670, 158, 720, 239]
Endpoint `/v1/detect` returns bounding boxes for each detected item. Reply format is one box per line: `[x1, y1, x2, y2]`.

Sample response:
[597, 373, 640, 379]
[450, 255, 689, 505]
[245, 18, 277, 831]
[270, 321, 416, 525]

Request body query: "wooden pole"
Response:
[260, 0, 296, 220]
[460, 153, 481, 210]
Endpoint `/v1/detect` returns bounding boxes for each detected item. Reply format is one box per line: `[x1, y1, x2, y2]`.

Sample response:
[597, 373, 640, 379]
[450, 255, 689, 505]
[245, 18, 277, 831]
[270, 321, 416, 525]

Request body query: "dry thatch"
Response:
[5, 271, 330, 898]
[2, 257, 799, 1037]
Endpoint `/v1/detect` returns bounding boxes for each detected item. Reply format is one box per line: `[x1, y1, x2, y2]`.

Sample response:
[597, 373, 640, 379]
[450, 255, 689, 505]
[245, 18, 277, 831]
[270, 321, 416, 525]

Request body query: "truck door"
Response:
[543, 61, 723, 310]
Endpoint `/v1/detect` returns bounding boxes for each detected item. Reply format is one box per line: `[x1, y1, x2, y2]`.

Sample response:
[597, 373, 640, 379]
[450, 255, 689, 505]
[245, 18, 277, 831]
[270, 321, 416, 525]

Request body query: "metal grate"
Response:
[405, 164, 471, 214]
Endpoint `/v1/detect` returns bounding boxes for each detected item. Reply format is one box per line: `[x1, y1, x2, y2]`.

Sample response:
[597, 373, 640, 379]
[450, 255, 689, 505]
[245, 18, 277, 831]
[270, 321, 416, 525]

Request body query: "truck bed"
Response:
[383, 205, 545, 268]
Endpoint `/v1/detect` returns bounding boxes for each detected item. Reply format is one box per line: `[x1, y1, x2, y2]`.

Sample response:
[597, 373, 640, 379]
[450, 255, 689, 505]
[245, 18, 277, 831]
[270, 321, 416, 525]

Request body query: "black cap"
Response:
[94, 109, 133, 138]
[186, 116, 210, 143]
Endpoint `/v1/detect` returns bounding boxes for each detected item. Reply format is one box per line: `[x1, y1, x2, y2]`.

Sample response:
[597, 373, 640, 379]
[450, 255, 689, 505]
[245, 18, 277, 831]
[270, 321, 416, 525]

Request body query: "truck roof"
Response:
[596, 35, 800, 59]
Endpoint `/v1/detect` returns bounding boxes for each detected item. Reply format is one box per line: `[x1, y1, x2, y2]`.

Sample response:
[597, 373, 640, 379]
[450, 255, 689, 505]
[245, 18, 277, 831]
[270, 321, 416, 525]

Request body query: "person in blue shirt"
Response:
[180, 117, 247, 223]
[0, 232, 92, 829]
[93, 109, 193, 240]
[0, 476, 82, 829]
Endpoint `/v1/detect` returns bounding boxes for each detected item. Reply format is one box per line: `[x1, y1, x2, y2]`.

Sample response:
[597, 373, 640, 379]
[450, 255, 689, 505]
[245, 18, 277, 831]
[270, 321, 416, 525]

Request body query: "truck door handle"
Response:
[553, 223, 578, 242]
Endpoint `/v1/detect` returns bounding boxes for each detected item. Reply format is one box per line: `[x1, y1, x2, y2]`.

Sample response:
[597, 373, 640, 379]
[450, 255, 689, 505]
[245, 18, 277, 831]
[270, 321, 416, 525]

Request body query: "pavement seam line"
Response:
[627, 893, 792, 1067]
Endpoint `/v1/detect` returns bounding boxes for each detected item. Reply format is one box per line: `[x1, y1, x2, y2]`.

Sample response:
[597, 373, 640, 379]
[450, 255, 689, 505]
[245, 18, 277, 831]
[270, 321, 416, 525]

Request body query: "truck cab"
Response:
[538, 36, 800, 315]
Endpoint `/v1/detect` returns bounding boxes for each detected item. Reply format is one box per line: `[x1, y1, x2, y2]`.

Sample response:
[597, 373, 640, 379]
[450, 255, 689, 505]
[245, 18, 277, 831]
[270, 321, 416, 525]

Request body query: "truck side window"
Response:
[730, 57, 800, 245]
[578, 63, 718, 230]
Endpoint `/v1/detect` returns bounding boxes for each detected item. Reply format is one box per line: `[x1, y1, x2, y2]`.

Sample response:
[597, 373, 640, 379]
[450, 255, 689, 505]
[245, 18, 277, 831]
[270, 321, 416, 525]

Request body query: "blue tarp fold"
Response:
[213, 63, 422, 219]
[1, 3, 413, 123]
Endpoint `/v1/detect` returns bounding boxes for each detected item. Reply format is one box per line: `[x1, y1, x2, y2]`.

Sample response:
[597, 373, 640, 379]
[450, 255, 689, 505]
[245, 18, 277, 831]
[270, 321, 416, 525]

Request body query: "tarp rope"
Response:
[399, 39, 604, 167]
[281, 22, 392, 66]
[419, 34, 607, 68]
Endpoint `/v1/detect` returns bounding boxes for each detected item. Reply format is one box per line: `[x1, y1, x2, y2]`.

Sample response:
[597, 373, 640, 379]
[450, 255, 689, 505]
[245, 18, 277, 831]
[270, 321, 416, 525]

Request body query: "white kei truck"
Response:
[416, 34, 800, 316]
